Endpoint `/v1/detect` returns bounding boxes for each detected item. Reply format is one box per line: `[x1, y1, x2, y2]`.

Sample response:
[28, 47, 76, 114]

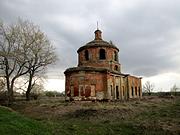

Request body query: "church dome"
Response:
[77, 29, 121, 72]
[77, 29, 119, 53]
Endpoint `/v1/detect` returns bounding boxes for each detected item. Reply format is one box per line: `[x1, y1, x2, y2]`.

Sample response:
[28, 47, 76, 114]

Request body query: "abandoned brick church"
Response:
[64, 29, 142, 101]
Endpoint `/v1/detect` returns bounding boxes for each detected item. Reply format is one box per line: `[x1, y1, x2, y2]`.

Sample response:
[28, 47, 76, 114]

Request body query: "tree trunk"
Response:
[26, 72, 34, 101]
[8, 87, 14, 104]
[6, 77, 14, 105]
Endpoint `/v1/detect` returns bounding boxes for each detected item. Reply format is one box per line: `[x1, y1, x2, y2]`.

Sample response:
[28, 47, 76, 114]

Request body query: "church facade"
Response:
[64, 29, 142, 101]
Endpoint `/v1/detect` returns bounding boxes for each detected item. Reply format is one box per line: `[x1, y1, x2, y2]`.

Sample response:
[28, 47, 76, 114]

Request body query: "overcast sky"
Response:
[0, 0, 180, 91]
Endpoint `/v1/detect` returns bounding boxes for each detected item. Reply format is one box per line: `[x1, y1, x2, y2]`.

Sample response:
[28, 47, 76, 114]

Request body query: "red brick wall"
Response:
[127, 76, 142, 98]
[78, 47, 121, 72]
[65, 71, 107, 98]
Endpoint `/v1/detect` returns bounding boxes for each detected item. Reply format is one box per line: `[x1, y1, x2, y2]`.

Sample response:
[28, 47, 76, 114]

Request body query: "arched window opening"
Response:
[99, 49, 106, 59]
[114, 51, 118, 61]
[114, 65, 118, 71]
[85, 50, 89, 60]
[116, 86, 119, 99]
[131, 87, 134, 97]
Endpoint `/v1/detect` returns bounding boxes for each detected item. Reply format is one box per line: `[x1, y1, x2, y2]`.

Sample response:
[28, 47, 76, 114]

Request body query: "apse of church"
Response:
[64, 29, 142, 101]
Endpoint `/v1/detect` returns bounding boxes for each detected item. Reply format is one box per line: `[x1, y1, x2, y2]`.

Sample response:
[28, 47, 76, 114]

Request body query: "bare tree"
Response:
[170, 84, 179, 96]
[143, 81, 154, 95]
[0, 20, 31, 103]
[22, 21, 56, 101]
[0, 78, 5, 91]
[0, 77, 7, 102]
[0, 19, 57, 102]
[30, 83, 44, 100]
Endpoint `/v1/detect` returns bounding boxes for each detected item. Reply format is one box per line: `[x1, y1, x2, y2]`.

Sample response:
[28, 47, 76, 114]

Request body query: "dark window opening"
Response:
[135, 87, 137, 95]
[114, 51, 118, 61]
[99, 49, 106, 59]
[114, 65, 118, 71]
[116, 86, 119, 99]
[85, 50, 89, 60]
[131, 87, 134, 97]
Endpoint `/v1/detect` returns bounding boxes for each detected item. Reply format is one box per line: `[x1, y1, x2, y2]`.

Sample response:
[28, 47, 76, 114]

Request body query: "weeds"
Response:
[3, 96, 180, 135]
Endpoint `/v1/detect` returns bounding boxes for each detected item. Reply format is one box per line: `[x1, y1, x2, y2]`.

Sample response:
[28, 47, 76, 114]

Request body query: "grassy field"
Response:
[1, 96, 180, 135]
[0, 106, 51, 135]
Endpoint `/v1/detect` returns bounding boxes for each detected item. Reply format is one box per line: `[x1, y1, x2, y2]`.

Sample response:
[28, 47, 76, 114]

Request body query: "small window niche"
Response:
[99, 49, 106, 60]
[114, 51, 118, 61]
[131, 87, 134, 97]
[135, 87, 138, 96]
[85, 50, 89, 60]
[114, 65, 119, 71]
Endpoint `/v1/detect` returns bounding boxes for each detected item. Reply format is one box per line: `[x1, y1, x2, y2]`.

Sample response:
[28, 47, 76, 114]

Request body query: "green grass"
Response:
[52, 121, 139, 135]
[44, 117, 170, 135]
[47, 97, 179, 135]
[1, 97, 180, 135]
[0, 106, 51, 135]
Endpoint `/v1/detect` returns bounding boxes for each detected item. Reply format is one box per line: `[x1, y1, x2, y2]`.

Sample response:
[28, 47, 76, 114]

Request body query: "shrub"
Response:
[44, 91, 65, 97]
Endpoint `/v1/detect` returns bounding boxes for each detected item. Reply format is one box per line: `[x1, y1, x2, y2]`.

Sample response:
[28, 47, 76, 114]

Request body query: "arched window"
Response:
[131, 87, 134, 97]
[114, 65, 118, 71]
[85, 50, 89, 60]
[114, 51, 118, 61]
[99, 49, 106, 59]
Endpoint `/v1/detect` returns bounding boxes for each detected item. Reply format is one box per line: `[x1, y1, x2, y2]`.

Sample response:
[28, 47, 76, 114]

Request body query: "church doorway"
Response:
[116, 86, 119, 99]
[85, 85, 91, 97]
[139, 87, 141, 97]
[79, 85, 85, 96]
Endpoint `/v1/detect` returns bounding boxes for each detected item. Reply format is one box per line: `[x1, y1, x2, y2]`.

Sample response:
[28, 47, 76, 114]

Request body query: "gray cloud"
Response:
[0, 0, 180, 79]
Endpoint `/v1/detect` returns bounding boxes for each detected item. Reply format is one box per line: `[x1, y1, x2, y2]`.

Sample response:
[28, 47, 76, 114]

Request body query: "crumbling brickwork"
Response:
[64, 29, 142, 101]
